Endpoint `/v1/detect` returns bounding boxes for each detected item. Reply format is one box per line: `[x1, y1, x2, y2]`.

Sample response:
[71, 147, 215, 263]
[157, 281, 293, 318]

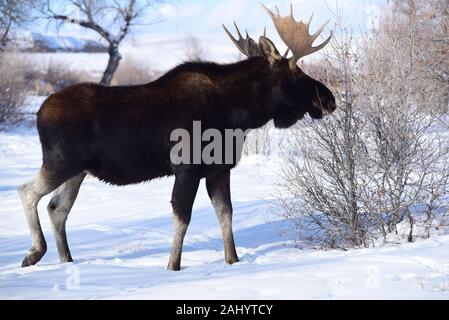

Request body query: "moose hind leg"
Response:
[18, 168, 65, 267]
[206, 170, 239, 264]
[47, 173, 86, 263]
[167, 172, 200, 271]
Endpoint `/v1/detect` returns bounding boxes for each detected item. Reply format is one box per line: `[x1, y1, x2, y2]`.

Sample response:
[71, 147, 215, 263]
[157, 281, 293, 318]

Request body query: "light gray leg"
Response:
[18, 169, 62, 267]
[47, 173, 86, 263]
[206, 170, 239, 265]
[167, 214, 189, 271]
[167, 172, 200, 271]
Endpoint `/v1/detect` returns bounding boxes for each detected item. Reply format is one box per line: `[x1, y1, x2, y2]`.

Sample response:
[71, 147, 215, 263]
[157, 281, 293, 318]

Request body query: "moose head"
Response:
[223, 4, 337, 128]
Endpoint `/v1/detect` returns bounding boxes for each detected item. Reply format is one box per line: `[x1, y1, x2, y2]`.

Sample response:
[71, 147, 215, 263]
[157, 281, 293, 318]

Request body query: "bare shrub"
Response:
[25, 61, 93, 96]
[23, 57, 154, 96]
[111, 57, 156, 86]
[299, 61, 341, 91]
[184, 36, 205, 61]
[277, 19, 371, 248]
[243, 125, 272, 156]
[384, 0, 449, 113]
[243, 122, 292, 157]
[0, 52, 27, 128]
[360, 100, 449, 242]
[276, 7, 449, 249]
[358, 1, 449, 240]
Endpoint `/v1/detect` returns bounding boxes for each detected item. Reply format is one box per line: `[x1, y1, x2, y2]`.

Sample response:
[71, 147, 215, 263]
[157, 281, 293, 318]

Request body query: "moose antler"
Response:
[222, 22, 262, 57]
[262, 3, 333, 69]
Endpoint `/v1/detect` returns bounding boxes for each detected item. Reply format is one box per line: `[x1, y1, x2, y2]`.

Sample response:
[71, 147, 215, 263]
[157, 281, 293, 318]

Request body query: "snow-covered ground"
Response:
[1, 99, 449, 300]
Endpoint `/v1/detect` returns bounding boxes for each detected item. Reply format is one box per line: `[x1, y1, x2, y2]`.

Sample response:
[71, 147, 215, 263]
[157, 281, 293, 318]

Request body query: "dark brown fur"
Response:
[38, 57, 335, 185]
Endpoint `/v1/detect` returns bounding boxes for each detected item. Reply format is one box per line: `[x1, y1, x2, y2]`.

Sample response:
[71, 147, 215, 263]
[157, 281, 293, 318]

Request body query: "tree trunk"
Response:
[100, 42, 121, 85]
[0, 20, 12, 51]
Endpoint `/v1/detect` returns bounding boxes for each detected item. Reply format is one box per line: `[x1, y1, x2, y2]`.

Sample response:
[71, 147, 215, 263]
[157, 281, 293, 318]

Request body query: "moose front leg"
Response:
[167, 172, 200, 271]
[206, 170, 239, 265]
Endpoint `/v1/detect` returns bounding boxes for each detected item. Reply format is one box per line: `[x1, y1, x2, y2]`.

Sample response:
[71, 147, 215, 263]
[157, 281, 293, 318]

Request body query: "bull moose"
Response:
[18, 4, 336, 271]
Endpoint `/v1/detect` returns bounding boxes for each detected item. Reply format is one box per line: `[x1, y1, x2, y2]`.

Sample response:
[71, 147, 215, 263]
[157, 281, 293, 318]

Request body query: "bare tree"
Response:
[0, 0, 40, 49]
[45, 0, 165, 85]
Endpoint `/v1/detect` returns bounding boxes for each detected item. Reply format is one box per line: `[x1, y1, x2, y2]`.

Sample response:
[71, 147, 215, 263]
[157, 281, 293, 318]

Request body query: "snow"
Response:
[15, 32, 106, 53]
[1, 100, 449, 300]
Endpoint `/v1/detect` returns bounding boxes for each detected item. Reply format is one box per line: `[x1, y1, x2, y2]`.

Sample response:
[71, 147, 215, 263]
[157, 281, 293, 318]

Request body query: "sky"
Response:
[150, 0, 387, 35]
[32, 0, 387, 39]
[23, 0, 388, 69]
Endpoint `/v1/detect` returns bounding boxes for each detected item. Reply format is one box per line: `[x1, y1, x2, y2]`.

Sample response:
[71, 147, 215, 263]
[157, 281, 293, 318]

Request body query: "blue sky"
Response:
[25, 0, 388, 69]
[34, 0, 387, 39]
[152, 0, 386, 34]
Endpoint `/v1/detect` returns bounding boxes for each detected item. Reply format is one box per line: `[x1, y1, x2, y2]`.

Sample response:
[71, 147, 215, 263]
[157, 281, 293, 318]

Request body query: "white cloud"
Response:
[158, 3, 203, 19]
[207, 0, 253, 26]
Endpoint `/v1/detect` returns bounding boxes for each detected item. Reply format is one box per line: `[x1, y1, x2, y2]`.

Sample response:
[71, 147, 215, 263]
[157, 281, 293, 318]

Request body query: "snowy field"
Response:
[1, 97, 449, 300]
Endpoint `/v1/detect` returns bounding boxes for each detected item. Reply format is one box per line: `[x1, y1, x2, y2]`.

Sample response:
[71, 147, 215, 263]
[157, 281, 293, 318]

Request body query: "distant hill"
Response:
[14, 32, 108, 53]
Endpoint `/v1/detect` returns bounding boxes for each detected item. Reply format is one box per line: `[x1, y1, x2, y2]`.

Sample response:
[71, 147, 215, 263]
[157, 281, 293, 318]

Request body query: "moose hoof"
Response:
[167, 263, 181, 271]
[21, 247, 46, 267]
[226, 257, 239, 265]
[60, 256, 74, 264]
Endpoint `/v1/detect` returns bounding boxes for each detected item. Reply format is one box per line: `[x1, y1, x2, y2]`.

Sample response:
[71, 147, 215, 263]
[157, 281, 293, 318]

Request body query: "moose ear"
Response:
[259, 36, 282, 65]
